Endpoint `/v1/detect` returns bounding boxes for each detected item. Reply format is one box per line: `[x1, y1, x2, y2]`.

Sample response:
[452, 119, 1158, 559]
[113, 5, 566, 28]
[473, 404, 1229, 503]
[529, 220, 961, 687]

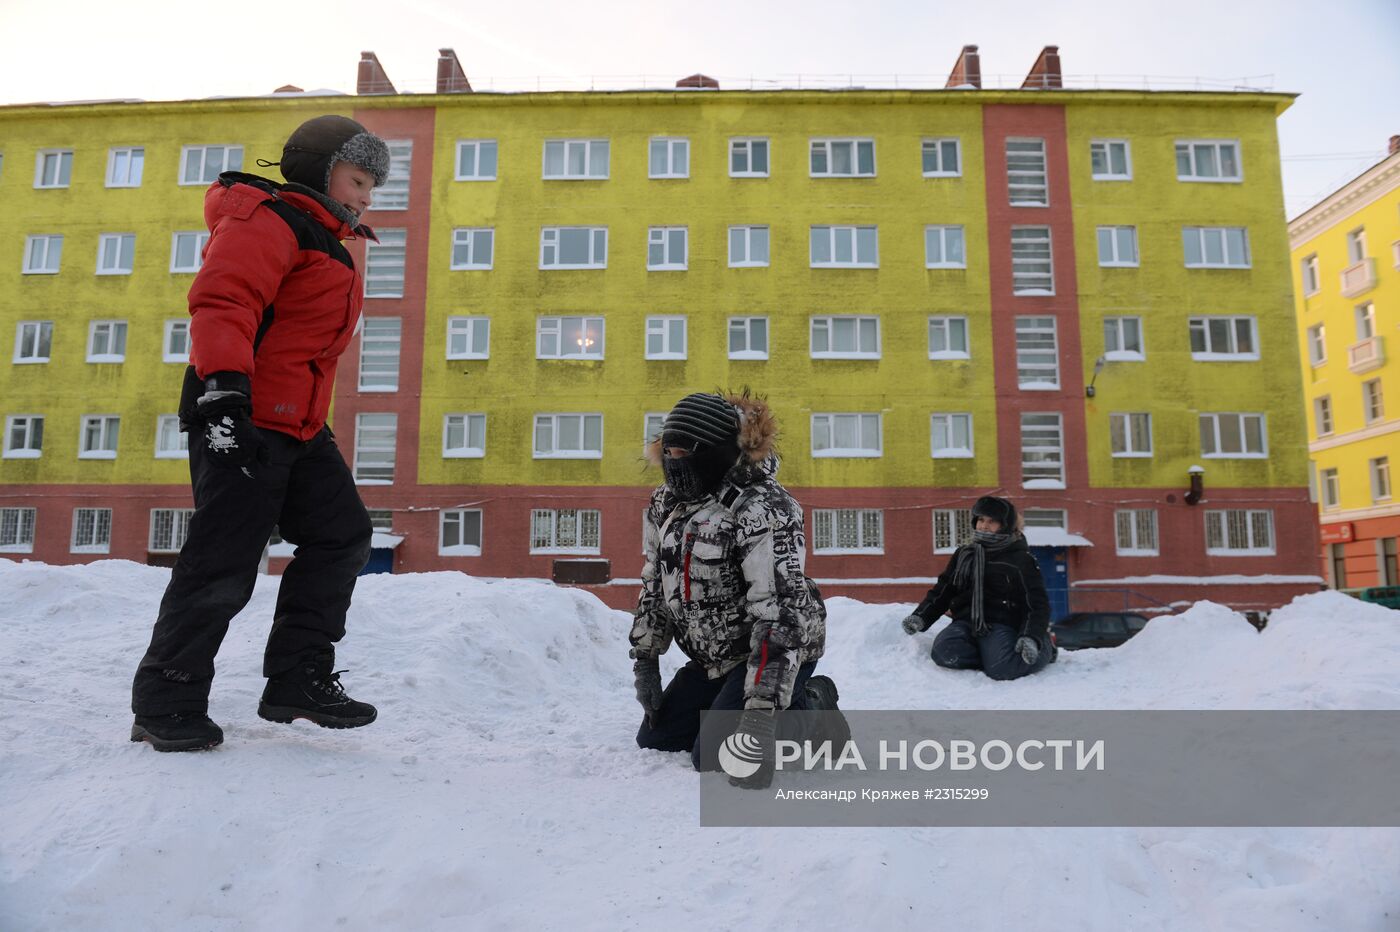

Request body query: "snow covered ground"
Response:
[2, 559, 1398, 931]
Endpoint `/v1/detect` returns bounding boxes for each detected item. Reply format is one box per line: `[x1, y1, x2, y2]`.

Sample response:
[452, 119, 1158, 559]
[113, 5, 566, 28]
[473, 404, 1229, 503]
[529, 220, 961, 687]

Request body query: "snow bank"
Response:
[1, 560, 1397, 930]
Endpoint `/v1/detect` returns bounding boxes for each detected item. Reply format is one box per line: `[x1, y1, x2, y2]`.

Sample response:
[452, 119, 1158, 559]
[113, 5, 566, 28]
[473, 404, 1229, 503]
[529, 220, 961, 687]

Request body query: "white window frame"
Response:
[1346, 228, 1367, 264]
[1372, 457, 1392, 503]
[106, 146, 145, 188]
[648, 137, 690, 179]
[454, 139, 498, 181]
[539, 226, 608, 269]
[1175, 139, 1242, 182]
[78, 415, 120, 459]
[1199, 412, 1268, 459]
[529, 508, 602, 555]
[154, 415, 188, 459]
[645, 316, 688, 360]
[924, 225, 967, 269]
[809, 225, 878, 268]
[4, 415, 44, 459]
[1355, 302, 1377, 341]
[86, 320, 128, 363]
[23, 235, 63, 275]
[1320, 467, 1341, 510]
[647, 227, 688, 271]
[537, 317, 605, 360]
[364, 229, 406, 298]
[148, 508, 194, 553]
[1306, 324, 1327, 367]
[1102, 316, 1144, 361]
[353, 413, 398, 484]
[1096, 226, 1139, 267]
[1109, 412, 1153, 458]
[933, 508, 974, 553]
[0, 507, 37, 553]
[1182, 227, 1251, 269]
[163, 319, 191, 363]
[728, 316, 769, 360]
[928, 316, 970, 360]
[369, 140, 412, 211]
[809, 138, 876, 178]
[358, 317, 401, 392]
[169, 231, 208, 273]
[729, 137, 770, 178]
[450, 227, 494, 270]
[811, 508, 884, 555]
[810, 412, 882, 458]
[1314, 395, 1334, 436]
[728, 225, 770, 268]
[34, 149, 73, 189]
[96, 233, 136, 276]
[810, 315, 881, 359]
[70, 507, 112, 554]
[542, 139, 609, 180]
[1363, 379, 1385, 424]
[179, 145, 243, 186]
[446, 316, 490, 360]
[921, 138, 962, 178]
[1089, 139, 1132, 181]
[644, 413, 666, 445]
[1021, 413, 1065, 488]
[442, 413, 487, 459]
[1006, 138, 1049, 206]
[14, 320, 54, 363]
[1205, 509, 1274, 556]
[1188, 316, 1259, 361]
[1015, 316, 1059, 389]
[533, 413, 604, 460]
[930, 413, 974, 458]
[1010, 226, 1054, 295]
[1301, 254, 1320, 296]
[1114, 509, 1159, 556]
[439, 509, 484, 556]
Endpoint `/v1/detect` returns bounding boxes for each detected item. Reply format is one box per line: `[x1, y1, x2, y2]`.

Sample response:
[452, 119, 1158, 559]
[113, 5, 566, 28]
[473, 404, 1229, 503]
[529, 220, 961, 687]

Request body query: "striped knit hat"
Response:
[662, 393, 740, 450]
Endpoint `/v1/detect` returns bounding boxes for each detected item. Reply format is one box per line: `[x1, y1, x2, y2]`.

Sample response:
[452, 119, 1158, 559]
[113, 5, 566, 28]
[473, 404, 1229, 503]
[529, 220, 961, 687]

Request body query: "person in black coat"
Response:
[900, 496, 1055, 680]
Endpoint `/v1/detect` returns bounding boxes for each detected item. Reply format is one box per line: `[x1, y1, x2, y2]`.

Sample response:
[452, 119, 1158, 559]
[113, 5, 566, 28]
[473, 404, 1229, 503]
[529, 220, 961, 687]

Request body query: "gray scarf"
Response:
[951, 530, 1020, 636]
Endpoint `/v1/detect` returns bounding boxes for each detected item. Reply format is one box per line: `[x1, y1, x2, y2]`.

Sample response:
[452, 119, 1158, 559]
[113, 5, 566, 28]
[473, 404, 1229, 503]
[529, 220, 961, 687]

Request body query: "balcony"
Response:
[1340, 258, 1377, 298]
[1348, 335, 1385, 374]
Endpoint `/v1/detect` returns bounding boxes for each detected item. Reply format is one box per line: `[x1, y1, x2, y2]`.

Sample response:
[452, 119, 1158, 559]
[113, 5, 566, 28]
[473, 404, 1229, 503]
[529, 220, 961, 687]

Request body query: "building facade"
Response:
[0, 49, 1323, 611]
[1289, 139, 1400, 590]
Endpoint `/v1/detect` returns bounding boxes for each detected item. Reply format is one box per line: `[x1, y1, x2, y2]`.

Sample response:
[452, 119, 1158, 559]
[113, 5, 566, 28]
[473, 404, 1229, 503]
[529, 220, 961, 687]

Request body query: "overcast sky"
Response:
[3, 0, 1397, 216]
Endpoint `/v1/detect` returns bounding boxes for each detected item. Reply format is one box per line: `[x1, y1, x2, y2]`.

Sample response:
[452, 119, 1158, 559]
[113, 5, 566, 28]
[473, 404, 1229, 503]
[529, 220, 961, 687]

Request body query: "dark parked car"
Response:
[1051, 612, 1150, 650]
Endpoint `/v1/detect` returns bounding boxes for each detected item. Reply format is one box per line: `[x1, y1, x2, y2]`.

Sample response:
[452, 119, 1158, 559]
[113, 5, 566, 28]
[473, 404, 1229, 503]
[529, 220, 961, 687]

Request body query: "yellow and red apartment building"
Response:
[1289, 137, 1400, 590]
[0, 47, 1322, 612]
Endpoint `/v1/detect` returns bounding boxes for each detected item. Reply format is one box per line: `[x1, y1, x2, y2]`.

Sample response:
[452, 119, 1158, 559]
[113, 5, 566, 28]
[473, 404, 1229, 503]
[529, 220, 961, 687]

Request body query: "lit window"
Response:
[537, 317, 604, 359]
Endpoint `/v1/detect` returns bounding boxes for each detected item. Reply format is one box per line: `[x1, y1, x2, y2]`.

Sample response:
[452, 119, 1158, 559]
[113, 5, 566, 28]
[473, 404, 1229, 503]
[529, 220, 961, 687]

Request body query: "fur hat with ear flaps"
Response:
[645, 389, 777, 467]
[280, 115, 390, 195]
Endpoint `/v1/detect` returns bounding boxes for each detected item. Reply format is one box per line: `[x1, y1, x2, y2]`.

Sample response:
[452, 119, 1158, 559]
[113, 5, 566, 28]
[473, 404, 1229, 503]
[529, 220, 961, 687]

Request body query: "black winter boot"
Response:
[258, 667, 377, 729]
[804, 675, 852, 751]
[130, 712, 224, 752]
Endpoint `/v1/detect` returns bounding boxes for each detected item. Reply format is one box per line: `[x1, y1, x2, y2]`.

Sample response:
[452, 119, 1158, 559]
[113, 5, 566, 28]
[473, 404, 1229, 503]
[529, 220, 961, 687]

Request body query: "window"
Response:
[366, 510, 393, 532]
[537, 317, 604, 359]
[1010, 227, 1053, 294]
[1103, 316, 1144, 360]
[921, 138, 961, 177]
[14, 321, 53, 363]
[71, 508, 112, 554]
[1205, 509, 1274, 556]
[170, 231, 208, 273]
[353, 413, 397, 483]
[1363, 379, 1385, 424]
[924, 225, 966, 268]
[812, 508, 883, 554]
[543, 139, 609, 179]
[364, 229, 406, 298]
[180, 145, 242, 185]
[928, 316, 970, 360]
[811, 316, 880, 359]
[1110, 412, 1153, 457]
[1199, 412, 1267, 458]
[810, 226, 878, 268]
[23, 235, 62, 274]
[645, 316, 687, 360]
[1384, 538, 1399, 586]
[1183, 227, 1250, 268]
[455, 140, 498, 180]
[1373, 457, 1392, 502]
[930, 413, 974, 458]
[358, 318, 401, 391]
[370, 140, 412, 211]
[729, 226, 770, 267]
[1006, 138, 1048, 206]
[4, 415, 43, 458]
[1314, 396, 1334, 436]
[810, 138, 875, 177]
[1115, 510, 1158, 556]
[450, 228, 494, 270]
[1320, 467, 1341, 510]
[1024, 509, 1066, 531]
[647, 227, 688, 270]
[79, 415, 120, 458]
[644, 413, 665, 444]
[1330, 542, 1348, 588]
[649, 137, 689, 178]
[1355, 302, 1377, 340]
[1021, 413, 1064, 487]
[106, 147, 144, 187]
[446, 316, 490, 359]
[1090, 140, 1131, 180]
[1175, 140, 1241, 182]
[86, 320, 128, 363]
[35, 149, 73, 188]
[933, 509, 974, 553]
[443, 413, 487, 458]
[540, 226, 608, 269]
[1306, 324, 1327, 367]
[1096, 226, 1139, 267]
[1188, 316, 1258, 360]
[163, 320, 190, 363]
[533, 413, 603, 459]
[155, 415, 188, 458]
[730, 138, 769, 177]
[811, 412, 882, 458]
[1301, 254, 1320, 295]
[149, 508, 194, 553]
[440, 509, 483, 556]
[1347, 228, 1367, 264]
[96, 234, 135, 275]
[728, 317, 769, 360]
[1015, 316, 1059, 389]
[0, 507, 36, 553]
[530, 508, 601, 553]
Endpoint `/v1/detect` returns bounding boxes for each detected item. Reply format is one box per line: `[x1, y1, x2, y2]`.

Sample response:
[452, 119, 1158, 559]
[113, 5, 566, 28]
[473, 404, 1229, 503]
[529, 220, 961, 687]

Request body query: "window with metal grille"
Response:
[530, 508, 601, 552]
[1006, 138, 1048, 205]
[71, 508, 112, 553]
[812, 508, 883, 553]
[149, 508, 194, 552]
[1115, 510, 1158, 555]
[933, 509, 974, 553]
[0, 507, 36, 552]
[1205, 509, 1274, 556]
[358, 318, 401, 391]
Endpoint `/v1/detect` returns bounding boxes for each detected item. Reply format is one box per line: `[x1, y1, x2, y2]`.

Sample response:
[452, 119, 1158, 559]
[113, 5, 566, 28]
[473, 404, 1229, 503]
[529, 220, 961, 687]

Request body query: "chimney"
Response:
[1022, 45, 1062, 89]
[357, 51, 396, 96]
[676, 73, 719, 89]
[437, 48, 472, 94]
[273, 84, 304, 94]
[946, 45, 982, 89]
[1390, 134, 1400, 156]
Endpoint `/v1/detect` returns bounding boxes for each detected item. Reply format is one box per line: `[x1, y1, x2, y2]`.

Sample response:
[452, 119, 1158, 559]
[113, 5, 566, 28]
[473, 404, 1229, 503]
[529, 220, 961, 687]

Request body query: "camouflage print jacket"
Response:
[629, 395, 826, 711]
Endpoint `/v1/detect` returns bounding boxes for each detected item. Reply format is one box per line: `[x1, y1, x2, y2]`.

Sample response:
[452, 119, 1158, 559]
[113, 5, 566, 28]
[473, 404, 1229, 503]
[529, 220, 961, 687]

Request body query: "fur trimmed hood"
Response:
[644, 390, 777, 467]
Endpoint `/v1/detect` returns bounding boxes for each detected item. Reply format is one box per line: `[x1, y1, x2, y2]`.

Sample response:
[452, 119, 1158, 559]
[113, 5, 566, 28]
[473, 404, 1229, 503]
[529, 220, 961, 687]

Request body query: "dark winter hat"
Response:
[662, 392, 741, 451]
[972, 495, 1017, 529]
[279, 115, 390, 194]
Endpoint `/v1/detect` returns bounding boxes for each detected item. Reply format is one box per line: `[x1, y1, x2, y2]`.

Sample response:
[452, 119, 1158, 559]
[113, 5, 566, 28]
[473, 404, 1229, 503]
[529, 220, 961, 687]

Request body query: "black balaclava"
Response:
[278, 115, 390, 224]
[660, 393, 742, 501]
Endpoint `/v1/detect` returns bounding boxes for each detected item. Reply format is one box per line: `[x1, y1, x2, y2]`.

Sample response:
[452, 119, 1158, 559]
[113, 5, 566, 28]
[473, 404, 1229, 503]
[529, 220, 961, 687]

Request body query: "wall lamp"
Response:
[1085, 355, 1107, 398]
[1185, 465, 1205, 506]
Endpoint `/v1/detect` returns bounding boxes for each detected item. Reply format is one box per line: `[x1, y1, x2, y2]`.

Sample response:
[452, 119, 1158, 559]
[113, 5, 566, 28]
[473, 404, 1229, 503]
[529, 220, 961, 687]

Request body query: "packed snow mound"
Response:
[2, 559, 1398, 931]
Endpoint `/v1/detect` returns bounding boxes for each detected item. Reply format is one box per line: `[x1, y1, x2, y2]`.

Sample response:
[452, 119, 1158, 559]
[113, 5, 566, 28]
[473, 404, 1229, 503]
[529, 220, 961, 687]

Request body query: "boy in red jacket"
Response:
[131, 115, 389, 751]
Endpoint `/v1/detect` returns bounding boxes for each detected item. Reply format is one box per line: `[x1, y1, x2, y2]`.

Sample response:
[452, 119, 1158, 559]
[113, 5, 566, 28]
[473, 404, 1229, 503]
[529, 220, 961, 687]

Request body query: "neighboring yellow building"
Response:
[1290, 138, 1400, 589]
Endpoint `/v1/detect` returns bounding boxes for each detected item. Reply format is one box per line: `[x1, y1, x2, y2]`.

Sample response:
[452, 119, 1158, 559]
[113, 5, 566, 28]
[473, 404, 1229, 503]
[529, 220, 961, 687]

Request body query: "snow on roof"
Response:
[1074, 574, 1325, 586]
[1024, 527, 1094, 547]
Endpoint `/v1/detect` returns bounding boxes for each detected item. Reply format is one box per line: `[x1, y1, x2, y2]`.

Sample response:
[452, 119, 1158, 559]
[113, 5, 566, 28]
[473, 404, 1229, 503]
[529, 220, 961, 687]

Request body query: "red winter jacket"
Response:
[188, 173, 376, 441]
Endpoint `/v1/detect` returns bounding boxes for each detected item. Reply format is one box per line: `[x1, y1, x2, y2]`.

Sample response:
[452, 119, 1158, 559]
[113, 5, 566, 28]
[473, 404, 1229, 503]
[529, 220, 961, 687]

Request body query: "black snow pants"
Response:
[931, 620, 1052, 681]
